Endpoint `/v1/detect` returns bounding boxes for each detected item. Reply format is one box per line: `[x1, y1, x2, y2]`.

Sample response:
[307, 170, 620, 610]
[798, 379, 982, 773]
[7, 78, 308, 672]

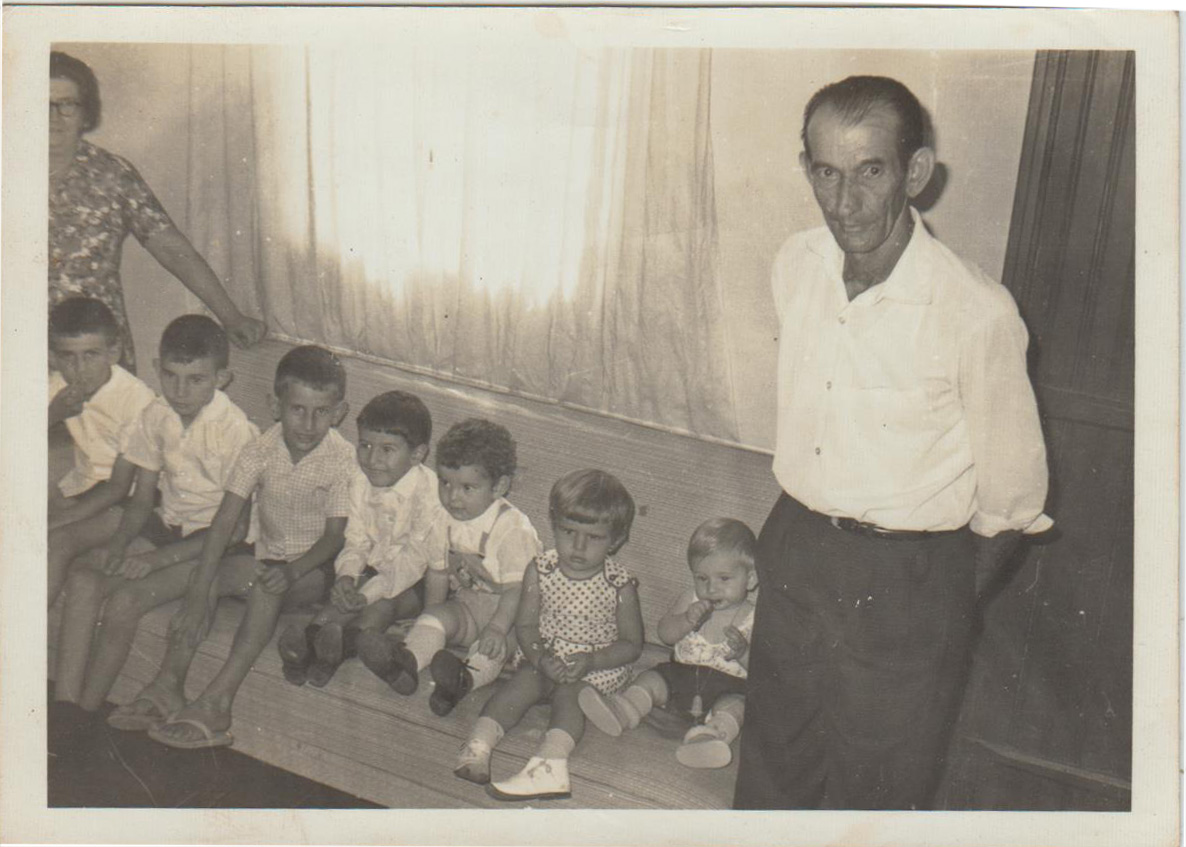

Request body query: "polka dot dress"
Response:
[532, 549, 637, 694]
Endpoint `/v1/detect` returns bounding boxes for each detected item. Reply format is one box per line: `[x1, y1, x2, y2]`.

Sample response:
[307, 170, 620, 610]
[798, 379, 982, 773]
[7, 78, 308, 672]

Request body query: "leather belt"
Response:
[828, 515, 964, 541]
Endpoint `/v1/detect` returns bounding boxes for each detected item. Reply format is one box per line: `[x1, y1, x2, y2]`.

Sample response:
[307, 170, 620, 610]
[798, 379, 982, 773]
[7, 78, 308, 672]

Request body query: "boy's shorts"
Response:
[652, 660, 747, 716]
[139, 511, 253, 558]
[313, 563, 425, 607]
[453, 587, 517, 653]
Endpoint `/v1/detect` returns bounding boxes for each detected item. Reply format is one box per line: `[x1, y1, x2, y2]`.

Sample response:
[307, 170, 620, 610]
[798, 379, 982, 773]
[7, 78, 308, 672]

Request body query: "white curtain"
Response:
[187, 42, 738, 441]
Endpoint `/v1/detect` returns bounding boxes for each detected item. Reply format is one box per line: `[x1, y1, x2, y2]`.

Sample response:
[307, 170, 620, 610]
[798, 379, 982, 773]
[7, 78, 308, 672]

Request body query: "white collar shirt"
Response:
[335, 463, 446, 602]
[51, 364, 156, 497]
[772, 208, 1051, 536]
[121, 391, 260, 537]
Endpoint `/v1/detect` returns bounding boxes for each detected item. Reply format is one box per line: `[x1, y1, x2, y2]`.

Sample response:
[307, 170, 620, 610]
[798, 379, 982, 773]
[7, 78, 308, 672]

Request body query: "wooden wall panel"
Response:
[943, 50, 1134, 810]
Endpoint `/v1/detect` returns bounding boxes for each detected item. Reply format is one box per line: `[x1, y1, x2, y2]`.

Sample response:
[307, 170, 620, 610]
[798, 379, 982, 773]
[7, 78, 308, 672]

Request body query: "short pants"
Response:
[652, 659, 747, 716]
[139, 511, 253, 557]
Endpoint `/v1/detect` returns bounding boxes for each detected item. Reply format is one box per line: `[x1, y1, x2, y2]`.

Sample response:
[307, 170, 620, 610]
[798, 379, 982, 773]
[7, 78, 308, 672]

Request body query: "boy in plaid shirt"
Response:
[111, 346, 355, 748]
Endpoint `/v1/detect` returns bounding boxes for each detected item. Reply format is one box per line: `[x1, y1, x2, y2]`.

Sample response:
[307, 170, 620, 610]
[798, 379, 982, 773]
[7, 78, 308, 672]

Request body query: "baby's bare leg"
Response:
[549, 681, 588, 745]
[482, 664, 550, 731]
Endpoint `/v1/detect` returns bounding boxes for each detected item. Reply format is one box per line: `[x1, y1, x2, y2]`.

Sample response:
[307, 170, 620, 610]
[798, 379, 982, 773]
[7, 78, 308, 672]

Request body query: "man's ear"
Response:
[493, 474, 512, 499]
[332, 400, 350, 427]
[268, 393, 281, 420]
[905, 146, 936, 199]
[746, 568, 759, 592]
[799, 151, 812, 181]
[411, 443, 429, 465]
[608, 530, 630, 556]
[215, 369, 232, 391]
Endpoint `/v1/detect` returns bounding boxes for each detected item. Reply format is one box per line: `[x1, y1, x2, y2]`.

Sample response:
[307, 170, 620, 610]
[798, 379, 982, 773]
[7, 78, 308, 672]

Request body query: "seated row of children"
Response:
[47, 296, 758, 803]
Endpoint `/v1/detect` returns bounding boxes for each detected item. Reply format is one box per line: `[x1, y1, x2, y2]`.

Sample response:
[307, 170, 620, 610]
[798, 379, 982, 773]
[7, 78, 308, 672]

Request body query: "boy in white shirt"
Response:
[277, 391, 445, 688]
[357, 418, 541, 716]
[50, 315, 257, 744]
[48, 297, 155, 604]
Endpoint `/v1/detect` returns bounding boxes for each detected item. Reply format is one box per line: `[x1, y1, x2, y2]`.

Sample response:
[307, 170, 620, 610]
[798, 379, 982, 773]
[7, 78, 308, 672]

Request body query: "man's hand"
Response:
[559, 652, 592, 683]
[118, 554, 156, 580]
[723, 626, 749, 661]
[539, 654, 569, 684]
[95, 539, 129, 576]
[974, 530, 1022, 600]
[170, 591, 216, 648]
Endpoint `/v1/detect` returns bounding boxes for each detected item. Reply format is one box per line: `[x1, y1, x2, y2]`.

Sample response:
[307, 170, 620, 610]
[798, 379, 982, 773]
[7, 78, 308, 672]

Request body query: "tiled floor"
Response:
[47, 699, 380, 809]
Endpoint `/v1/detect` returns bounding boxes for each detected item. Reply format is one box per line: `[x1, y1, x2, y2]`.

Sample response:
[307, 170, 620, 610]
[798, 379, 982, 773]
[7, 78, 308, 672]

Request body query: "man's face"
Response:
[801, 103, 915, 260]
[270, 381, 347, 463]
[156, 356, 227, 427]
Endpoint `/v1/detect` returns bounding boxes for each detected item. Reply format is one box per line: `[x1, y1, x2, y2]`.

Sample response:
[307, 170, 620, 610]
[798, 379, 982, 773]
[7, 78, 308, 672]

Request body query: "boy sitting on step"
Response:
[580, 517, 757, 769]
[277, 391, 444, 687]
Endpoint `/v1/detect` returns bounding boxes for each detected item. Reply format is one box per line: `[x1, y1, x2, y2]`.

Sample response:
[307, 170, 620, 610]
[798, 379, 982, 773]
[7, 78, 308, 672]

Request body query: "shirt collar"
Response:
[84, 364, 131, 409]
[450, 497, 509, 534]
[157, 389, 232, 429]
[370, 462, 428, 500]
[808, 206, 934, 306]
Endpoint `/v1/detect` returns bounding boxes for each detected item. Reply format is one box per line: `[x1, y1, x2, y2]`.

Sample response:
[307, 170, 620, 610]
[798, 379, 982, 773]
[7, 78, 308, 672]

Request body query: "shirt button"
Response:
[815, 447, 821, 455]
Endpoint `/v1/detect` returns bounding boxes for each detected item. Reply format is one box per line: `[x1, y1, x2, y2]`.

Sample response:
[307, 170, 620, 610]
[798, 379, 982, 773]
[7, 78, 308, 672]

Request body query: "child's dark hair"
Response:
[159, 314, 229, 370]
[274, 345, 346, 401]
[436, 418, 517, 483]
[687, 518, 757, 572]
[49, 297, 119, 345]
[549, 469, 635, 550]
[356, 391, 432, 448]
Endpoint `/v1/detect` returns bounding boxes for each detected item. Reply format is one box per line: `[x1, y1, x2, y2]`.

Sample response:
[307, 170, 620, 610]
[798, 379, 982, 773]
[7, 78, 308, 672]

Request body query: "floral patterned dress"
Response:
[49, 140, 176, 370]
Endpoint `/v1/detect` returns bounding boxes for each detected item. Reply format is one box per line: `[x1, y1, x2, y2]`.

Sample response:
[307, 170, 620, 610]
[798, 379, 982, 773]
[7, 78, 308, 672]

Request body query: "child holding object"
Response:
[277, 391, 444, 688]
[454, 469, 644, 802]
[579, 518, 756, 769]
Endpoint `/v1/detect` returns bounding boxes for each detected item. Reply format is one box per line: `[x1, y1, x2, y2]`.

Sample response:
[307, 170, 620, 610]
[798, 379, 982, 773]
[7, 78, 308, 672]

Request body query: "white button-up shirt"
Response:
[51, 364, 155, 497]
[771, 208, 1051, 536]
[225, 423, 354, 561]
[121, 391, 259, 537]
[334, 463, 446, 603]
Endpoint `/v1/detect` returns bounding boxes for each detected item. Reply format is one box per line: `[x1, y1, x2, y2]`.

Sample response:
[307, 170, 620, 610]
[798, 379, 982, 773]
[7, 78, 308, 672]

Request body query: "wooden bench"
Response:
[50, 338, 782, 809]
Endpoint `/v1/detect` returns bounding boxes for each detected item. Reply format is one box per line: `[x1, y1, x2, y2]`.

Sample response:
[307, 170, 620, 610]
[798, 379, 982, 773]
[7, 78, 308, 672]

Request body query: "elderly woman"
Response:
[49, 51, 265, 370]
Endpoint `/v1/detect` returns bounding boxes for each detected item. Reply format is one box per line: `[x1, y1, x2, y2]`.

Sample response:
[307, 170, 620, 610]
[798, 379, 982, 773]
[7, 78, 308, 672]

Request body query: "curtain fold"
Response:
[183, 43, 738, 443]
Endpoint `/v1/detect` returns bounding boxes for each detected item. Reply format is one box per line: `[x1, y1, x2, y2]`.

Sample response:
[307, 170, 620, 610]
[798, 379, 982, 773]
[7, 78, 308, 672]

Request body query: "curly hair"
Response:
[435, 418, 517, 482]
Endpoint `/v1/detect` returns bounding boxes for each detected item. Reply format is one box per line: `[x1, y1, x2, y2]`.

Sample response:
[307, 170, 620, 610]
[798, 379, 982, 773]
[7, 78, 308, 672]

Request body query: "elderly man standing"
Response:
[733, 76, 1051, 810]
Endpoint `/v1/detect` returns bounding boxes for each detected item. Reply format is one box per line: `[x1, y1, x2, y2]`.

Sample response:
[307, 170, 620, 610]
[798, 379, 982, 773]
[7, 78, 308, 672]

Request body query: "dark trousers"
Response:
[733, 494, 976, 810]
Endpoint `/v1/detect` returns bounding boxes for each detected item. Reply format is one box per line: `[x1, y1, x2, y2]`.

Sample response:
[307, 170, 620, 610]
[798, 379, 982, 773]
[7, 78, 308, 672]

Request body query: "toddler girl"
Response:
[454, 468, 643, 802]
[579, 517, 756, 768]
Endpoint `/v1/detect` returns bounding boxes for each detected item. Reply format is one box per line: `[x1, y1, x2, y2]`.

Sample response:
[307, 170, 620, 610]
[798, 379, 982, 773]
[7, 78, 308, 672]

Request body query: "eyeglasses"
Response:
[50, 99, 82, 118]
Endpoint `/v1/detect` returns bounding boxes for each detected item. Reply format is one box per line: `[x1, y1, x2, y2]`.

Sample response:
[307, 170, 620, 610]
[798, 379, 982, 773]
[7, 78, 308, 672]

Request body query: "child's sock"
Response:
[537, 728, 576, 760]
[404, 615, 447, 672]
[464, 647, 503, 690]
[471, 715, 505, 750]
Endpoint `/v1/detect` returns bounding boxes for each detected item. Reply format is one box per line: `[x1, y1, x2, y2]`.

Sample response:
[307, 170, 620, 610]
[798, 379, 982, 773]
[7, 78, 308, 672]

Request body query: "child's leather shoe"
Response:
[357, 630, 419, 695]
[675, 723, 733, 769]
[453, 738, 492, 784]
[429, 650, 473, 716]
[307, 622, 345, 688]
[277, 624, 314, 686]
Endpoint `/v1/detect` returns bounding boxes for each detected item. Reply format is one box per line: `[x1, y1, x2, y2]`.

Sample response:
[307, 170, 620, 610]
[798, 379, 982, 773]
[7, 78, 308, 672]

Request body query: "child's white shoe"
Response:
[676, 723, 733, 769]
[486, 756, 571, 801]
[453, 738, 492, 785]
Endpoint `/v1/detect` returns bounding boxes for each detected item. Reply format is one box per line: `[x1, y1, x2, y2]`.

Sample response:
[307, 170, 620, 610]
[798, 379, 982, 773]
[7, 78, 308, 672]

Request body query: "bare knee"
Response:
[63, 567, 105, 603]
[103, 584, 157, 624]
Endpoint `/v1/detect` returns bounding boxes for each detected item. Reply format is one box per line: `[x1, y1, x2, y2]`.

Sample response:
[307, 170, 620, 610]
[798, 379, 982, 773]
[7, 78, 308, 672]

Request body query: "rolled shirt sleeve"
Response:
[959, 309, 1053, 537]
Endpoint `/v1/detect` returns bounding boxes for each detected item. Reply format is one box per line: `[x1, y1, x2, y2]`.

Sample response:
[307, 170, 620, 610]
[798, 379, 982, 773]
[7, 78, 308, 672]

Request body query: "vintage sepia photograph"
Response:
[1, 6, 1178, 846]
